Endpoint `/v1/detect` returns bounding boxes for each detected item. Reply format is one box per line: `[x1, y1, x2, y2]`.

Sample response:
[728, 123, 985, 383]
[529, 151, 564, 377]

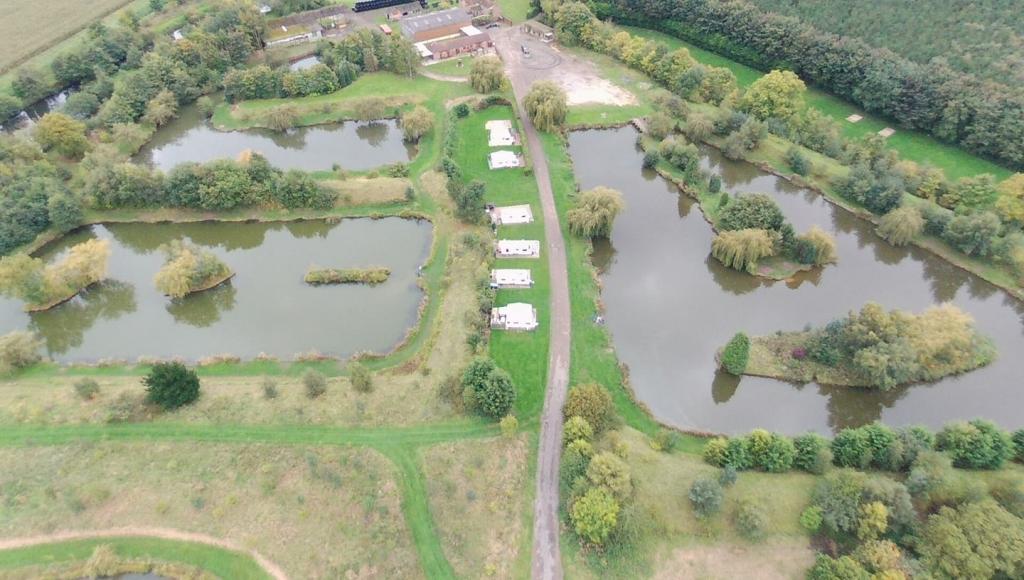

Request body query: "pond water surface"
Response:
[134, 103, 415, 172]
[1, 88, 72, 132]
[0, 219, 431, 362]
[289, 55, 321, 70]
[570, 127, 1024, 435]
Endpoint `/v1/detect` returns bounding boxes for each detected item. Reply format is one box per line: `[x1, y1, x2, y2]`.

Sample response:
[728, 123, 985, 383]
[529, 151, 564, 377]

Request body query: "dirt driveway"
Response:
[492, 26, 635, 106]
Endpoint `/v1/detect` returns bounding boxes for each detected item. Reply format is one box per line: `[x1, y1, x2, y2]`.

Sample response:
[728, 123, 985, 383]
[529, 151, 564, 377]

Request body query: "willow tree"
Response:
[154, 240, 231, 298]
[469, 56, 506, 93]
[711, 228, 775, 273]
[400, 105, 433, 142]
[877, 206, 925, 246]
[524, 81, 567, 132]
[0, 238, 110, 308]
[567, 187, 625, 238]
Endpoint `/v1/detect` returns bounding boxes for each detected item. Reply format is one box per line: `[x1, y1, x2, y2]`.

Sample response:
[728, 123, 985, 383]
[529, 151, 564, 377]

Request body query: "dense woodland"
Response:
[588, 0, 1024, 170]
[747, 0, 1024, 85]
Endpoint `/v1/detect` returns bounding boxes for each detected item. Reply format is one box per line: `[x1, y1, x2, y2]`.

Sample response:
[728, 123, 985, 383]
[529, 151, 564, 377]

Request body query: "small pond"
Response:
[1, 88, 72, 132]
[570, 127, 1024, 435]
[134, 102, 415, 172]
[0, 219, 432, 362]
[289, 55, 321, 70]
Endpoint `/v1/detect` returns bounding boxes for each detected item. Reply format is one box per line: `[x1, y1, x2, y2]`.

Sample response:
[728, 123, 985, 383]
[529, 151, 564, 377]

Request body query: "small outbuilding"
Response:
[490, 269, 534, 288]
[490, 302, 539, 331]
[488, 204, 533, 225]
[488, 150, 521, 169]
[496, 240, 540, 258]
[486, 119, 516, 147]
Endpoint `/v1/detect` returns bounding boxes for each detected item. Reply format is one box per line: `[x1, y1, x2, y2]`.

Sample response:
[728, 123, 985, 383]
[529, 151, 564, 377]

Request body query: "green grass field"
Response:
[621, 25, 1014, 182]
[452, 104, 552, 419]
[497, 0, 532, 23]
[0, 537, 270, 579]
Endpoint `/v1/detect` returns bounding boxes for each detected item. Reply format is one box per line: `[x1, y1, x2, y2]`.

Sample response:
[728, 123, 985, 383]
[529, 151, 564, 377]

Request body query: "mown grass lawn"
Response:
[453, 104, 551, 419]
[0, 537, 270, 579]
[621, 25, 1014, 181]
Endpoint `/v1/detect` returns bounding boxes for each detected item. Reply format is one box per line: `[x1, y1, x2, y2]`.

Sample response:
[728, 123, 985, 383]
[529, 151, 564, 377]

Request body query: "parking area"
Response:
[492, 25, 635, 106]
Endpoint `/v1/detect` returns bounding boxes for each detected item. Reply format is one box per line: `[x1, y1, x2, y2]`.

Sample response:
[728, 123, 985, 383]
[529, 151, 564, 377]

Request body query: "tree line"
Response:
[589, 0, 1024, 170]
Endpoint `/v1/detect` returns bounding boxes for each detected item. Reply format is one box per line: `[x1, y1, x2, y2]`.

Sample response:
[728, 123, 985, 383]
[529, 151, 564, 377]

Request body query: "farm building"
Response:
[488, 204, 533, 225]
[522, 20, 554, 43]
[490, 269, 534, 288]
[264, 6, 348, 46]
[486, 119, 516, 146]
[423, 28, 492, 60]
[496, 240, 540, 258]
[488, 150, 521, 169]
[490, 303, 539, 331]
[400, 8, 472, 42]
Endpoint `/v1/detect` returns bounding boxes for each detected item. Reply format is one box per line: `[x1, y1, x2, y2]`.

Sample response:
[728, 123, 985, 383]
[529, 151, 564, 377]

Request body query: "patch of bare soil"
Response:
[652, 540, 814, 580]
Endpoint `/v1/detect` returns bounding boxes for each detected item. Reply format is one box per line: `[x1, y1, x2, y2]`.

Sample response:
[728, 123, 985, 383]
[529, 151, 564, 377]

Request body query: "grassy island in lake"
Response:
[304, 267, 391, 286]
[739, 302, 995, 389]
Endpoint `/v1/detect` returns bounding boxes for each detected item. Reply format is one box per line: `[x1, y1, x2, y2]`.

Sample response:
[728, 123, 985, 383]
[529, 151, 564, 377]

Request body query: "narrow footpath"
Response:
[496, 34, 572, 580]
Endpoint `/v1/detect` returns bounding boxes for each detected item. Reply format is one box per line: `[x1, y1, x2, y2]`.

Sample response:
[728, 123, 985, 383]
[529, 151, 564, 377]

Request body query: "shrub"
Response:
[877, 206, 924, 246]
[719, 466, 738, 487]
[453, 103, 470, 118]
[646, 112, 675, 140]
[476, 367, 516, 419]
[703, 437, 729, 466]
[747, 429, 795, 472]
[832, 426, 874, 469]
[1013, 429, 1024, 462]
[500, 414, 519, 438]
[74, 378, 101, 401]
[813, 469, 866, 535]
[48, 193, 83, 233]
[936, 419, 1013, 469]
[587, 452, 632, 500]
[785, 146, 810, 175]
[564, 415, 594, 442]
[689, 476, 723, 519]
[560, 446, 588, 495]
[856, 501, 888, 540]
[853, 540, 903, 575]
[563, 383, 615, 433]
[796, 226, 837, 265]
[724, 437, 752, 470]
[348, 361, 373, 393]
[794, 433, 830, 473]
[652, 428, 682, 452]
[154, 240, 231, 298]
[800, 505, 823, 532]
[735, 499, 768, 540]
[942, 211, 1001, 257]
[641, 150, 660, 169]
[0, 330, 43, 374]
[807, 555, 870, 580]
[143, 362, 200, 410]
[720, 332, 750, 375]
[567, 186, 625, 238]
[261, 377, 278, 400]
[570, 487, 620, 545]
[718, 193, 785, 232]
[303, 369, 327, 399]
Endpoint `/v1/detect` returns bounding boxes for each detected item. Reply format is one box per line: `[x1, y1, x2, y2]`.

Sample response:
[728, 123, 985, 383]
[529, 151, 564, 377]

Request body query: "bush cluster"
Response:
[461, 357, 516, 419]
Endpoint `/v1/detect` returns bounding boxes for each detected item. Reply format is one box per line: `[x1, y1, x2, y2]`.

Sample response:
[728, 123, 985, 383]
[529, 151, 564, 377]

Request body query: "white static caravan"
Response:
[490, 269, 534, 288]
[490, 302, 539, 331]
[488, 150, 521, 169]
[486, 119, 516, 147]
[495, 240, 540, 258]
[489, 204, 534, 225]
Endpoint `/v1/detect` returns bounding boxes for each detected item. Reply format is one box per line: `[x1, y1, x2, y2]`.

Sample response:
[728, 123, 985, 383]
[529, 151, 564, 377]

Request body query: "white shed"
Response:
[489, 204, 533, 225]
[488, 150, 521, 169]
[491, 269, 534, 288]
[491, 302, 538, 331]
[486, 119, 515, 147]
[495, 240, 540, 258]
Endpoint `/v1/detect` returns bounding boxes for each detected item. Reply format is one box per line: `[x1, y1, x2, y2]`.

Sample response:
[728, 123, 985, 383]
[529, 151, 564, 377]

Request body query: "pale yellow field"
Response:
[0, 0, 134, 73]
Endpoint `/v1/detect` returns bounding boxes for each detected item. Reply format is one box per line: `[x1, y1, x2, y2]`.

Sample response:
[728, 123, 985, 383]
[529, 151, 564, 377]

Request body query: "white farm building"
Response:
[489, 204, 534, 225]
[490, 302, 539, 331]
[488, 150, 521, 169]
[490, 269, 534, 288]
[495, 240, 540, 258]
[486, 119, 516, 147]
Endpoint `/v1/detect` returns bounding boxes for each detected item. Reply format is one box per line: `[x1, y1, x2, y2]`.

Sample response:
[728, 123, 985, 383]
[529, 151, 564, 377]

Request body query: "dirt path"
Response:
[0, 527, 288, 580]
[419, 69, 469, 83]
[494, 29, 571, 580]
